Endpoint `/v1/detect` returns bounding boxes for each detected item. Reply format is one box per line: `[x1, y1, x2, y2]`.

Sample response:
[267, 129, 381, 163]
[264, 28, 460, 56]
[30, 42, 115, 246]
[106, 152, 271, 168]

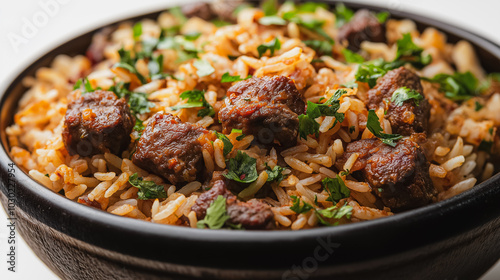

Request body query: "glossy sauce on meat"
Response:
[192, 180, 274, 229]
[339, 136, 437, 211]
[337, 9, 385, 51]
[218, 76, 305, 147]
[62, 90, 134, 157]
[367, 67, 430, 135]
[132, 113, 215, 185]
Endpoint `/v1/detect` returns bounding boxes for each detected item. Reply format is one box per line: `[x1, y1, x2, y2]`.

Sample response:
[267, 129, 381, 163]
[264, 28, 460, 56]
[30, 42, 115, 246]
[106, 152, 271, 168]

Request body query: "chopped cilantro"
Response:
[265, 163, 287, 183]
[133, 22, 142, 41]
[475, 101, 484, 112]
[334, 3, 354, 27]
[366, 110, 403, 147]
[376, 11, 390, 23]
[321, 175, 350, 204]
[261, 0, 278, 16]
[391, 87, 423, 106]
[129, 173, 167, 200]
[170, 89, 215, 117]
[315, 204, 353, 226]
[298, 89, 346, 139]
[290, 196, 314, 214]
[73, 78, 99, 94]
[211, 19, 231, 27]
[109, 82, 155, 115]
[341, 80, 358, 89]
[169, 6, 187, 24]
[215, 132, 233, 157]
[197, 195, 230, 229]
[422, 71, 478, 101]
[257, 38, 281, 58]
[147, 54, 164, 78]
[221, 72, 252, 83]
[223, 151, 258, 183]
[184, 31, 201, 41]
[394, 33, 432, 69]
[114, 48, 147, 84]
[304, 40, 334, 56]
[355, 58, 392, 88]
[342, 48, 365, 63]
[193, 59, 215, 77]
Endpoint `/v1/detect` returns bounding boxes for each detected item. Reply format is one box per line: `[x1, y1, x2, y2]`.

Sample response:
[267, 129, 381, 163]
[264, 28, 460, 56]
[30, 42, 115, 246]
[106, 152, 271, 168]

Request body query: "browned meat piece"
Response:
[77, 195, 102, 210]
[192, 180, 274, 229]
[192, 180, 237, 219]
[62, 90, 134, 157]
[181, 2, 214, 21]
[367, 67, 430, 135]
[338, 136, 436, 211]
[218, 76, 305, 147]
[181, 1, 241, 22]
[337, 9, 385, 51]
[132, 113, 215, 185]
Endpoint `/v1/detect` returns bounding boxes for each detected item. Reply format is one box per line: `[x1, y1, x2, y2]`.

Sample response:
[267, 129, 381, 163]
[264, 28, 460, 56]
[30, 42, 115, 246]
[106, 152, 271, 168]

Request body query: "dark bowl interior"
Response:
[1, 1, 500, 279]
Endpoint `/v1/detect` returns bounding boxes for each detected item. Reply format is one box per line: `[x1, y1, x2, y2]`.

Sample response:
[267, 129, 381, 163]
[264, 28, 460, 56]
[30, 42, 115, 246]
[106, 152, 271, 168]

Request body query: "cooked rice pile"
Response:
[6, 2, 500, 230]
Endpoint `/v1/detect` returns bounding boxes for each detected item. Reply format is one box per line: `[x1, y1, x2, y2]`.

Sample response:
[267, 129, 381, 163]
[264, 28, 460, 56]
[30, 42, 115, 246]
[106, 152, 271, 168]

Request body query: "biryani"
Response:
[6, 1, 500, 230]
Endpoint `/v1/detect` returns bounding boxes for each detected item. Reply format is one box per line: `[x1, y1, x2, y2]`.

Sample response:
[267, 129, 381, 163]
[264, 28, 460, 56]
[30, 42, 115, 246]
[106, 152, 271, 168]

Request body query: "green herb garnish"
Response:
[391, 87, 423, 106]
[257, 38, 281, 58]
[221, 72, 252, 83]
[197, 195, 230, 229]
[290, 196, 314, 214]
[129, 173, 167, 200]
[223, 151, 258, 183]
[322, 175, 350, 204]
[366, 110, 403, 147]
[170, 89, 215, 117]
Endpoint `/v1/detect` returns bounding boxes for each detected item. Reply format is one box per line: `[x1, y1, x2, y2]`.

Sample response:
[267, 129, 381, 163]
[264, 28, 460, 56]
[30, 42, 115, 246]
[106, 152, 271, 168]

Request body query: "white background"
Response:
[0, 0, 499, 279]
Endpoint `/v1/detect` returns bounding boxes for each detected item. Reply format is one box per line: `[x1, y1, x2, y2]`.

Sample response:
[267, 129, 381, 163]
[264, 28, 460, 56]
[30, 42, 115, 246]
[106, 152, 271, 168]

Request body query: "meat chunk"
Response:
[338, 136, 436, 211]
[367, 67, 430, 135]
[132, 113, 214, 185]
[62, 90, 134, 157]
[218, 76, 305, 147]
[337, 9, 385, 51]
[180, 1, 241, 22]
[192, 180, 274, 229]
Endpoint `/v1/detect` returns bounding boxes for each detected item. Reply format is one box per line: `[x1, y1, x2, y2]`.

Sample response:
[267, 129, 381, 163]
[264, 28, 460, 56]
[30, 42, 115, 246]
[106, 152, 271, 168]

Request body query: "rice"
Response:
[6, 1, 498, 231]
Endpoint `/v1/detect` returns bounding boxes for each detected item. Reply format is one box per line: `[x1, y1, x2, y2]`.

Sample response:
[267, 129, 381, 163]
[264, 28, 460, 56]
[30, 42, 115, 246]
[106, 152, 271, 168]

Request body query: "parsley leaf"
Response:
[109, 82, 155, 115]
[128, 173, 167, 200]
[422, 71, 478, 101]
[342, 48, 365, 63]
[170, 89, 215, 117]
[133, 22, 142, 41]
[197, 195, 230, 229]
[261, 0, 278, 16]
[194, 59, 215, 77]
[259, 15, 287, 26]
[355, 58, 392, 88]
[298, 89, 346, 139]
[376, 11, 390, 23]
[475, 101, 484, 112]
[334, 3, 354, 27]
[215, 132, 233, 157]
[265, 163, 287, 183]
[223, 151, 258, 183]
[304, 40, 334, 56]
[366, 110, 403, 147]
[169, 6, 187, 25]
[114, 48, 148, 84]
[394, 33, 432, 69]
[257, 38, 281, 58]
[221, 72, 252, 83]
[73, 78, 100, 94]
[290, 196, 314, 214]
[184, 31, 201, 41]
[391, 87, 423, 106]
[315, 204, 353, 226]
[322, 175, 350, 204]
[148, 54, 164, 79]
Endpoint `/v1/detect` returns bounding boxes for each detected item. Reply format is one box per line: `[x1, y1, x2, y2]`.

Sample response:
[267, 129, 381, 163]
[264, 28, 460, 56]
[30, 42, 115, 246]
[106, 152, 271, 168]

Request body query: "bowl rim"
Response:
[1, 0, 500, 263]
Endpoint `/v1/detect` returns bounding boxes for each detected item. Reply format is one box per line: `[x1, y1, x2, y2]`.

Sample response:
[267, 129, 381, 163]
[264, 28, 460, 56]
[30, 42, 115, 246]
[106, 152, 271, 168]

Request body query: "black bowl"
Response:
[1, 2, 500, 280]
